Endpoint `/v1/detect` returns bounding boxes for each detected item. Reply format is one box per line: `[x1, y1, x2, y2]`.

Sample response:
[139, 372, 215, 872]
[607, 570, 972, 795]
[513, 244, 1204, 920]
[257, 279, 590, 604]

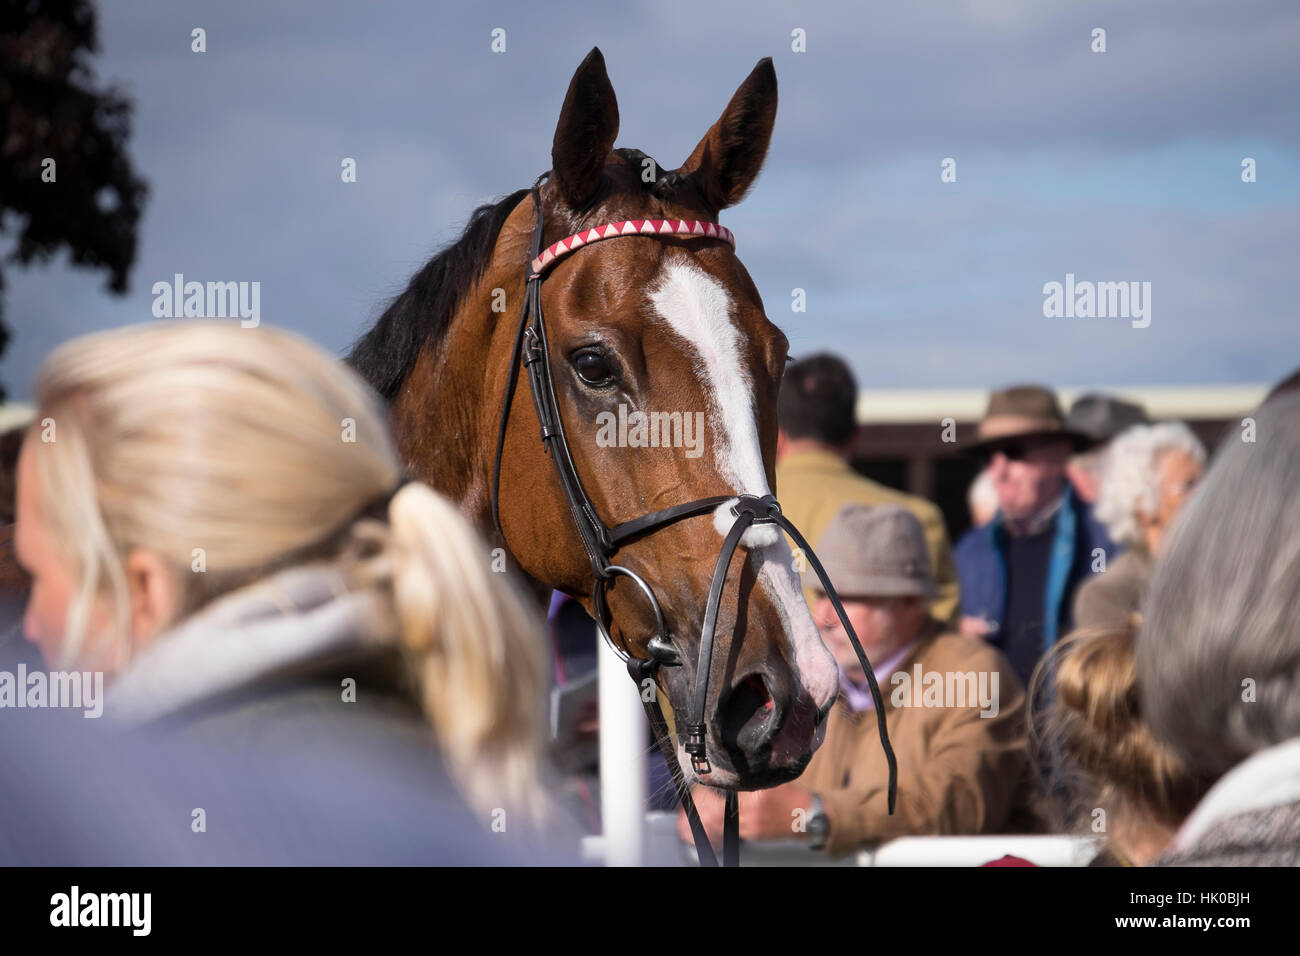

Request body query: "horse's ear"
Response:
[678, 58, 777, 211]
[551, 47, 620, 209]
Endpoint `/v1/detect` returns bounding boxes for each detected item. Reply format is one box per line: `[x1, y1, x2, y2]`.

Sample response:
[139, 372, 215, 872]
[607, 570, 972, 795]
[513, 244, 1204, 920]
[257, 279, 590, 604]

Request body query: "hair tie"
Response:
[376, 475, 415, 517]
[348, 474, 414, 527]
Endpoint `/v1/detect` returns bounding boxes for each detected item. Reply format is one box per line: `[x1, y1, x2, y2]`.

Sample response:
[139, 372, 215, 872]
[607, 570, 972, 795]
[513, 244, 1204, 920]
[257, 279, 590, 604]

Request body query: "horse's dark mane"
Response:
[349, 154, 686, 402]
[347, 188, 529, 401]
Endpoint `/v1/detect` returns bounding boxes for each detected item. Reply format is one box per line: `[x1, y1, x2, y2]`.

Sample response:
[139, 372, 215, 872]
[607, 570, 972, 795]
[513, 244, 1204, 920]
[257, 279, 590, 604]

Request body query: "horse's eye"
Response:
[572, 349, 616, 387]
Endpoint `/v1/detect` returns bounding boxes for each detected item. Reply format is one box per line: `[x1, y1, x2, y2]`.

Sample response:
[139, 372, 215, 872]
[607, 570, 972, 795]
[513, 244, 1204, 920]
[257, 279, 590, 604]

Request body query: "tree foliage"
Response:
[0, 0, 148, 399]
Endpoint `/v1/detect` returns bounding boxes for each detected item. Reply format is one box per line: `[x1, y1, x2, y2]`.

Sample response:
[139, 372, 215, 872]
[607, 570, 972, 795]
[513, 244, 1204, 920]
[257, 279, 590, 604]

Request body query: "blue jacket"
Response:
[954, 486, 1114, 683]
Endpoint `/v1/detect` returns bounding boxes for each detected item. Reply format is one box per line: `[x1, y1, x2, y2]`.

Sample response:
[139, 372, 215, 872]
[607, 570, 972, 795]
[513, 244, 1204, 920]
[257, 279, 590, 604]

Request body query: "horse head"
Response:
[353, 48, 839, 791]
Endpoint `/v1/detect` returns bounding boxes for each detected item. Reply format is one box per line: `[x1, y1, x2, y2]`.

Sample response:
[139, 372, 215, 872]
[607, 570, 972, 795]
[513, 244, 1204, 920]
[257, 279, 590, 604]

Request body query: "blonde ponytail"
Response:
[376, 482, 551, 824]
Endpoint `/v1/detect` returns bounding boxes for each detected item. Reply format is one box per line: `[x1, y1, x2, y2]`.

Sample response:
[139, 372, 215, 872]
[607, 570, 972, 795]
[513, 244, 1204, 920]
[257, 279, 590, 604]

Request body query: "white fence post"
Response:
[597, 626, 648, 866]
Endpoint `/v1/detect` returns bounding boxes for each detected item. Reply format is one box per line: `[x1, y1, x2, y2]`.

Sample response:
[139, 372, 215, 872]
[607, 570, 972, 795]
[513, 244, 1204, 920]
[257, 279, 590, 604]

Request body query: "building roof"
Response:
[855, 385, 1269, 424]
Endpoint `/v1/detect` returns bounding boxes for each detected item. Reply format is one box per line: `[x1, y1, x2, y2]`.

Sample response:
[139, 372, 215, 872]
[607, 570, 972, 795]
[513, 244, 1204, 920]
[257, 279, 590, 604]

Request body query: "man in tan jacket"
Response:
[679, 504, 1038, 857]
[774, 354, 959, 625]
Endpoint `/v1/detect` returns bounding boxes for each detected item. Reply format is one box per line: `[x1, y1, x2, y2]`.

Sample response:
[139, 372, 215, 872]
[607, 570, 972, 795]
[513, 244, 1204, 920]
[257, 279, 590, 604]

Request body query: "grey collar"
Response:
[105, 563, 394, 725]
[1170, 738, 1300, 854]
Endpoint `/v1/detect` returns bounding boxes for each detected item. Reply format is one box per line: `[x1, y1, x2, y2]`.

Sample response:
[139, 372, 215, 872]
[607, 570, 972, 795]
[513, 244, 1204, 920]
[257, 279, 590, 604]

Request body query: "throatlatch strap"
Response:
[522, 280, 616, 579]
[491, 178, 550, 545]
[490, 278, 533, 541]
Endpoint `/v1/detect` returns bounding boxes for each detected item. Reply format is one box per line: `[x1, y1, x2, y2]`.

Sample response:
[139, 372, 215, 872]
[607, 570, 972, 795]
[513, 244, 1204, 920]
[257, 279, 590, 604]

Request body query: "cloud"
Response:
[3, 0, 1296, 399]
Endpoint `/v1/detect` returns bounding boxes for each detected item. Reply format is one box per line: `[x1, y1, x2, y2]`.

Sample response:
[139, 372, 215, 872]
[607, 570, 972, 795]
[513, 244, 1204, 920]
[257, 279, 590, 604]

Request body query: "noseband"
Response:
[490, 173, 896, 867]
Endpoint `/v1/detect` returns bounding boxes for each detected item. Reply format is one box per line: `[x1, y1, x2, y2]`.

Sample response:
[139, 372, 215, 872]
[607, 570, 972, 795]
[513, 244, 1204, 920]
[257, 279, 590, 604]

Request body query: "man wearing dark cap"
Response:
[1065, 392, 1149, 505]
[677, 504, 1036, 856]
[953, 385, 1112, 688]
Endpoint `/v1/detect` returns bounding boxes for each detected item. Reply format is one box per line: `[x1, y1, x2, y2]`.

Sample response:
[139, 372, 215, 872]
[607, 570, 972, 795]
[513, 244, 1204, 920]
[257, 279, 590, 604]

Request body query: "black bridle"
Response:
[490, 174, 896, 867]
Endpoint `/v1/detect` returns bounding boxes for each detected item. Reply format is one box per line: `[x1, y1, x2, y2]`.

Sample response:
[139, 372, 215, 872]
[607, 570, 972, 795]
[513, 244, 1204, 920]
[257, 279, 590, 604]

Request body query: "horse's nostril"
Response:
[717, 673, 780, 755]
[744, 674, 774, 711]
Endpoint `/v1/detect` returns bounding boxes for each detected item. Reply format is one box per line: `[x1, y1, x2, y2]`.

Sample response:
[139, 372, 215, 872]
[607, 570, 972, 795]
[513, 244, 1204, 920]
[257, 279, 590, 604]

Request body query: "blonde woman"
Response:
[14, 320, 552, 837]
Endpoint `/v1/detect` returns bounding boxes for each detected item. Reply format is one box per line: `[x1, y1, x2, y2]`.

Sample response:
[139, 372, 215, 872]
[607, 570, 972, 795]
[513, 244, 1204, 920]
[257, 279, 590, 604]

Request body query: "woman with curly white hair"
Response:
[1073, 421, 1205, 631]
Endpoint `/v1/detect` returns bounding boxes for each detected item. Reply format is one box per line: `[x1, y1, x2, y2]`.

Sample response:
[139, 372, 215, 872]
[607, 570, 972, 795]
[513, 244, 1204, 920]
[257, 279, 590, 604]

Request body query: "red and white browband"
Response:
[530, 219, 735, 277]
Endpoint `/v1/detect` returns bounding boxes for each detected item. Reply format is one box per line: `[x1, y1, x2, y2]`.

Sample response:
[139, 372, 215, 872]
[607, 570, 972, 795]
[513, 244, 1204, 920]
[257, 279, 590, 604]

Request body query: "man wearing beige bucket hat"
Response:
[677, 504, 1038, 856]
[954, 384, 1112, 689]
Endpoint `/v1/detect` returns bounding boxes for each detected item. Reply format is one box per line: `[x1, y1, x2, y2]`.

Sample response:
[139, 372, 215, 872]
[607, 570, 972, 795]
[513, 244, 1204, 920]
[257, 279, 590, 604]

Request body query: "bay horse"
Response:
[348, 48, 841, 795]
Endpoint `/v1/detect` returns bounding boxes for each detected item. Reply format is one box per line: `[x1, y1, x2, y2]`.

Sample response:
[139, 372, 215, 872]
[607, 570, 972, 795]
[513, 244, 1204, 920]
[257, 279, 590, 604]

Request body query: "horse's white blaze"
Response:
[647, 261, 839, 710]
[757, 544, 839, 707]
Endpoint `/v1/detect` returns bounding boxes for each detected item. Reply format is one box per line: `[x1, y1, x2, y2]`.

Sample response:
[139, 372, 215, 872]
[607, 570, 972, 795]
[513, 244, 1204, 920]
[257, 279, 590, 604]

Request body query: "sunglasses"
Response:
[980, 439, 1061, 464]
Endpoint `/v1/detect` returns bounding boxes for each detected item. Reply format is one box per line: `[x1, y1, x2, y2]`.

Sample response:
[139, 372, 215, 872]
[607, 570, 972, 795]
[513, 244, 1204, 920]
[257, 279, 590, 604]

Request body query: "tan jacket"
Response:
[775, 448, 960, 625]
[796, 623, 1039, 857]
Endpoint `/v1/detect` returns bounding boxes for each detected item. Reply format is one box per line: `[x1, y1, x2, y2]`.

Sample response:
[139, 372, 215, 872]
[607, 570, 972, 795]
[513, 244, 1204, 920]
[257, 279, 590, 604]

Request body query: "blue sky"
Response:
[3, 0, 1297, 399]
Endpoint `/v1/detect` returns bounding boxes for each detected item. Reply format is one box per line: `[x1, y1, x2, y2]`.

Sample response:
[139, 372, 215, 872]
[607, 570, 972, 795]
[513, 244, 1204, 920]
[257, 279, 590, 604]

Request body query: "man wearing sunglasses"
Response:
[953, 385, 1111, 688]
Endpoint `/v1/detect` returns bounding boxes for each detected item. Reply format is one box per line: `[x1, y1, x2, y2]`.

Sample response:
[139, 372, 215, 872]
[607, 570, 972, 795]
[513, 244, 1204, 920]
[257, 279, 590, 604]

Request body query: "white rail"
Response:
[595, 628, 648, 866]
[586, 621, 1095, 867]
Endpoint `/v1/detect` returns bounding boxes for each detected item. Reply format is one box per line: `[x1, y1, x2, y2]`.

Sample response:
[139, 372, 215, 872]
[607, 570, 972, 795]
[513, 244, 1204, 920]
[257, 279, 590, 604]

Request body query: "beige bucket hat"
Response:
[804, 503, 937, 599]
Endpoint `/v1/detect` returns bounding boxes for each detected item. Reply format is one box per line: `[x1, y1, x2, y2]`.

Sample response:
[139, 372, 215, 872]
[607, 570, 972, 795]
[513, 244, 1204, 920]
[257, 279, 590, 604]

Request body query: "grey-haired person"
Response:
[1073, 422, 1205, 632]
[1139, 393, 1300, 866]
